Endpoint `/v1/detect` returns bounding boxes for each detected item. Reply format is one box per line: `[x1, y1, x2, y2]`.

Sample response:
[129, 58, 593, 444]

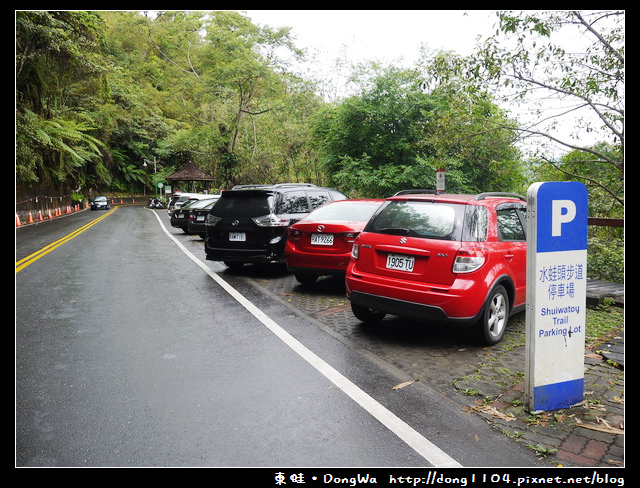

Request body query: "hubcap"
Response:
[488, 294, 506, 338]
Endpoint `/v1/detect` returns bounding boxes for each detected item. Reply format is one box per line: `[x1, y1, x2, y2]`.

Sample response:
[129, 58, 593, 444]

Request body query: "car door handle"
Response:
[504, 253, 514, 260]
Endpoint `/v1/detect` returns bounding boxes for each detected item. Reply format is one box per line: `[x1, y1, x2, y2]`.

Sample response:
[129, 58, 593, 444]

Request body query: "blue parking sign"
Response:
[535, 182, 588, 253]
[525, 182, 588, 412]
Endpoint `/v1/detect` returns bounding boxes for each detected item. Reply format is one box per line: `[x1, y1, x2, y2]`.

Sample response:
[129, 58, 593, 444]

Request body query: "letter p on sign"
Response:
[531, 182, 587, 253]
[552, 200, 577, 236]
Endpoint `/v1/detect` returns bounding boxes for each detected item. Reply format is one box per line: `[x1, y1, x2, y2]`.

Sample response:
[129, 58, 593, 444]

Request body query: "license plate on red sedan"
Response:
[386, 254, 415, 272]
[311, 233, 334, 245]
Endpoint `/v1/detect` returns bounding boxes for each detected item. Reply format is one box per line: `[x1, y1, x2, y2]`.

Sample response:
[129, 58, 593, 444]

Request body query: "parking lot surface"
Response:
[244, 268, 624, 468]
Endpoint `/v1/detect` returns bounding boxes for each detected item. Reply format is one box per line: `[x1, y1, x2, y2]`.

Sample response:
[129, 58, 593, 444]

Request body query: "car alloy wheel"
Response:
[479, 285, 509, 345]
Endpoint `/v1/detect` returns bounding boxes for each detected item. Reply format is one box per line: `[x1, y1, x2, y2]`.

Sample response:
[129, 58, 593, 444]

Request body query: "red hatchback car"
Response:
[285, 199, 384, 285]
[345, 191, 527, 345]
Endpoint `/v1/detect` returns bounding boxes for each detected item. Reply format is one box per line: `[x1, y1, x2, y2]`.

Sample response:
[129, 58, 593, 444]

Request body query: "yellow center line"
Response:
[16, 206, 118, 273]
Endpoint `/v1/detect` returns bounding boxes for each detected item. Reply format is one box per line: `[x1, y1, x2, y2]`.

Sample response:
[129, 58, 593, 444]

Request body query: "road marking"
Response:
[15, 207, 118, 273]
[152, 210, 462, 467]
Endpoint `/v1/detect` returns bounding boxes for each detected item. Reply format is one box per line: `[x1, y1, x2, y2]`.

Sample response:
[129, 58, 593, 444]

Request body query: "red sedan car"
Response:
[285, 199, 384, 285]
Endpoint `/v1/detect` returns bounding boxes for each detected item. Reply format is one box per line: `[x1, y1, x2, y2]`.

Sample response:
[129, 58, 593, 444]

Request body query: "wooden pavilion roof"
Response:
[166, 161, 214, 181]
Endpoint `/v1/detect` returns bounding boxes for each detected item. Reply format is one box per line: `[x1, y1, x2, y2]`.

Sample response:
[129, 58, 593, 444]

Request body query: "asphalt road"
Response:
[15, 205, 547, 468]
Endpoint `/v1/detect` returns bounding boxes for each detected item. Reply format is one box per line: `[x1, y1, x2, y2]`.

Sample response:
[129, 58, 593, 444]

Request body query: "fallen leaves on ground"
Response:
[469, 404, 516, 421]
[392, 379, 419, 390]
[576, 416, 624, 434]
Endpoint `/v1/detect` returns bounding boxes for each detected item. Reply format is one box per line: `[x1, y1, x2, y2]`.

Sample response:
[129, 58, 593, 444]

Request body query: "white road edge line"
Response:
[153, 211, 462, 468]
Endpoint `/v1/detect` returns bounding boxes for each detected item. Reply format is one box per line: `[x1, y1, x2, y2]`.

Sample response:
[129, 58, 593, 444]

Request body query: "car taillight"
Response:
[252, 214, 290, 227]
[351, 242, 359, 260]
[205, 214, 221, 227]
[288, 228, 303, 239]
[343, 232, 359, 244]
[453, 247, 486, 273]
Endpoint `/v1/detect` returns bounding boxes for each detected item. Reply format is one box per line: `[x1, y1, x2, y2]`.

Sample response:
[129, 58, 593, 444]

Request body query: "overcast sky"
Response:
[240, 10, 611, 151]
[241, 10, 497, 104]
[243, 10, 495, 66]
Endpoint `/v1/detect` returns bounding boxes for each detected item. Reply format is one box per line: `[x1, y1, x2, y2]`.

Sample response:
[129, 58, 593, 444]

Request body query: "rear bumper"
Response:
[205, 228, 287, 264]
[349, 290, 456, 324]
[171, 221, 188, 230]
[188, 222, 206, 235]
[205, 242, 286, 264]
[285, 251, 351, 274]
[205, 250, 283, 264]
[345, 265, 485, 324]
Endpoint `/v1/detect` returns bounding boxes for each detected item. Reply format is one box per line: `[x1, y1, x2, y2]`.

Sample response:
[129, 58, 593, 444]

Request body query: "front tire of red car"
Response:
[351, 303, 386, 324]
[478, 285, 509, 346]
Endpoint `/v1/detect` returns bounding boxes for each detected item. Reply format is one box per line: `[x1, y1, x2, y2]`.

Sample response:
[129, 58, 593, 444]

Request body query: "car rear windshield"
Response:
[275, 190, 310, 214]
[210, 192, 272, 218]
[189, 198, 217, 209]
[302, 201, 381, 222]
[365, 200, 467, 241]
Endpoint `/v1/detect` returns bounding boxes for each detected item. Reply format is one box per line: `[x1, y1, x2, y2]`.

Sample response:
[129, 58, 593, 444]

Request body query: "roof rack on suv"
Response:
[393, 189, 439, 196]
[231, 183, 318, 190]
[273, 183, 316, 188]
[392, 190, 526, 201]
[474, 192, 526, 201]
[230, 184, 273, 190]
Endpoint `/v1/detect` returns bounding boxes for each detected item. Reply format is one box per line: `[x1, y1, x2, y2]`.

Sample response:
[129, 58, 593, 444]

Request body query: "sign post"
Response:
[436, 168, 445, 193]
[525, 181, 588, 412]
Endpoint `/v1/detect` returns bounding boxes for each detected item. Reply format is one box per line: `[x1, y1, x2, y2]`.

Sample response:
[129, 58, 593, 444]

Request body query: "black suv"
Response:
[204, 183, 348, 268]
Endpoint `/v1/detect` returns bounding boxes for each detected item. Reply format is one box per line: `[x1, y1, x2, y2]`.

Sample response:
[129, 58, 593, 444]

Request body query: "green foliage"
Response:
[438, 11, 624, 185]
[314, 63, 524, 197]
[587, 232, 624, 283]
[530, 143, 624, 283]
[16, 108, 104, 187]
[16, 11, 109, 190]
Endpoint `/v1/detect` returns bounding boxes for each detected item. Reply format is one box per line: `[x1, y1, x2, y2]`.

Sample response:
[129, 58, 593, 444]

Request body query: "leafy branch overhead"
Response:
[455, 11, 622, 166]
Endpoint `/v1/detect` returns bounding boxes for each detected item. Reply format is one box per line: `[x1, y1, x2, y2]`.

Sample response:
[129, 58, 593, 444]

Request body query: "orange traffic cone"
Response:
[38, 210, 44, 221]
[27, 212, 34, 224]
[16, 213, 21, 226]
[47, 209, 53, 219]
